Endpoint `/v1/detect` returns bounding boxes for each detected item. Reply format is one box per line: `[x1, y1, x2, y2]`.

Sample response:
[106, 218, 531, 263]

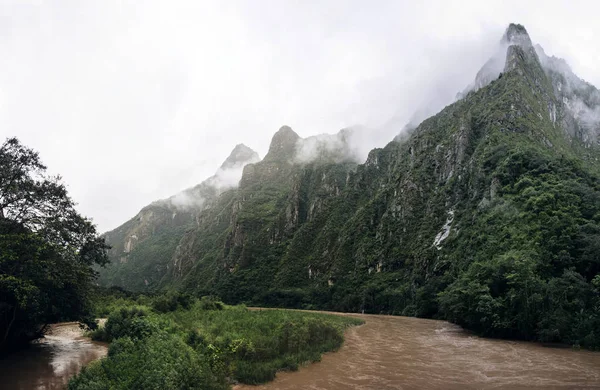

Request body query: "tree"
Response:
[0, 137, 109, 353]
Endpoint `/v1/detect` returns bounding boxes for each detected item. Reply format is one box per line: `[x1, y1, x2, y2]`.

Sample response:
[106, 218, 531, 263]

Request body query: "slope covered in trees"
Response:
[102, 24, 600, 348]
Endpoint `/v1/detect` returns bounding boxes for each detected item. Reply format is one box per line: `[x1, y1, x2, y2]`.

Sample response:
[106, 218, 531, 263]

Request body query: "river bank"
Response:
[0, 322, 107, 390]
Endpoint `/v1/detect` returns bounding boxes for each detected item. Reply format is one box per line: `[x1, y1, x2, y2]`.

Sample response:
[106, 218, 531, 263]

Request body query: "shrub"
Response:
[198, 296, 224, 311]
[93, 307, 157, 342]
[69, 332, 228, 390]
[151, 292, 196, 313]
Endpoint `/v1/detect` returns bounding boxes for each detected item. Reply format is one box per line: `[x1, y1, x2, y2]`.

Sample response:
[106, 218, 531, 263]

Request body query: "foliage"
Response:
[197, 295, 224, 311]
[151, 292, 195, 313]
[91, 286, 151, 317]
[74, 298, 362, 387]
[0, 138, 108, 353]
[166, 305, 362, 384]
[91, 306, 159, 342]
[69, 332, 228, 390]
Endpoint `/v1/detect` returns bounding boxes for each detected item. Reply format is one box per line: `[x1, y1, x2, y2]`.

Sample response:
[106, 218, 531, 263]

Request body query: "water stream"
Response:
[0, 322, 107, 390]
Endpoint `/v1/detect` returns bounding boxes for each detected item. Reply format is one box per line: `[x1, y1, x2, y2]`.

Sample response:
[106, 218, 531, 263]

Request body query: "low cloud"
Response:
[294, 130, 361, 164]
[3, 2, 599, 231]
[166, 151, 260, 211]
[169, 191, 206, 210]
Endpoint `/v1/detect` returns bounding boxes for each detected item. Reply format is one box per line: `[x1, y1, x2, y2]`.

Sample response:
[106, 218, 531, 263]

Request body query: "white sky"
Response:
[1, 0, 599, 232]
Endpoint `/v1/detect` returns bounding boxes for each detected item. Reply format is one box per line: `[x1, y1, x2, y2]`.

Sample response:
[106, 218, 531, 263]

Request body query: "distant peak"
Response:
[220, 143, 260, 170]
[275, 125, 298, 137]
[502, 23, 532, 47]
[232, 143, 254, 154]
[458, 23, 540, 99]
[264, 125, 301, 161]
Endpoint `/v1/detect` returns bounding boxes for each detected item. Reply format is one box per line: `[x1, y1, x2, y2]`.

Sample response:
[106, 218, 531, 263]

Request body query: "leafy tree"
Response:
[0, 137, 108, 353]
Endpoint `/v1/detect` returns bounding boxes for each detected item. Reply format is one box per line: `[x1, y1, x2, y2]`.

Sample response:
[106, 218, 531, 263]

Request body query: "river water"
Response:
[236, 313, 600, 390]
[0, 322, 108, 390]
[1, 315, 599, 389]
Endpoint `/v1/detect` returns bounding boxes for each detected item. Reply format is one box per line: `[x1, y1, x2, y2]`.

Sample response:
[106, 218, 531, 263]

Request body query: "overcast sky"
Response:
[1, 0, 599, 232]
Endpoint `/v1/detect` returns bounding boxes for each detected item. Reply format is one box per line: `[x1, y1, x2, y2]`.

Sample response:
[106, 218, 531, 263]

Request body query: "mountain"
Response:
[101, 24, 600, 348]
[98, 144, 260, 290]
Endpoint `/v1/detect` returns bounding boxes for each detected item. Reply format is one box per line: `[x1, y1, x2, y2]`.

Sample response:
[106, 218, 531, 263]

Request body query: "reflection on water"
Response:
[236, 312, 600, 390]
[0, 322, 107, 390]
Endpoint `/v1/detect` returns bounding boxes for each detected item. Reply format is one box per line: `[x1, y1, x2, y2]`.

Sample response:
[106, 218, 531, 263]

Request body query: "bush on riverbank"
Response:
[167, 305, 361, 384]
[90, 306, 159, 342]
[68, 332, 228, 390]
[71, 299, 363, 389]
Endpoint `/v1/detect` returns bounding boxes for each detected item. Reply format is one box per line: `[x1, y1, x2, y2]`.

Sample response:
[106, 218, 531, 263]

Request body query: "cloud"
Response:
[294, 130, 361, 164]
[169, 191, 206, 211]
[1, 1, 599, 231]
[166, 150, 260, 211]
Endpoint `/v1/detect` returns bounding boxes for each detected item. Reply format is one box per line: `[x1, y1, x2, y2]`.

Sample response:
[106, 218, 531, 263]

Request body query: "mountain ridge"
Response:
[99, 24, 600, 348]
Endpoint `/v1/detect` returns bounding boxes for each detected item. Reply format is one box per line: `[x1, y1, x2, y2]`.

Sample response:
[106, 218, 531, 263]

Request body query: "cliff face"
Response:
[99, 127, 358, 291]
[170, 126, 359, 293]
[102, 24, 600, 348]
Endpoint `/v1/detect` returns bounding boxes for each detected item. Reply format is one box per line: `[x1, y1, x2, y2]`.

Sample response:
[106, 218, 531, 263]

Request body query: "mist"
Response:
[535, 45, 600, 144]
[167, 152, 260, 210]
[1, 1, 599, 231]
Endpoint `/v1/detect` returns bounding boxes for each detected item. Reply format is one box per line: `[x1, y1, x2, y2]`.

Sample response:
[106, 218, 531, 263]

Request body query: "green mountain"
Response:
[98, 144, 260, 290]
[101, 24, 600, 348]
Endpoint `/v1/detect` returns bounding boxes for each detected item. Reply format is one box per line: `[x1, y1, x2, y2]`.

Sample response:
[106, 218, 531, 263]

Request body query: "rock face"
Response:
[263, 126, 300, 161]
[103, 24, 600, 348]
[220, 144, 260, 170]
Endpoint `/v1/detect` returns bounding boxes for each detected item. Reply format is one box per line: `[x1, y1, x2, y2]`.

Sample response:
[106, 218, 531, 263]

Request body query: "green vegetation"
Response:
[70, 294, 362, 388]
[439, 146, 600, 347]
[0, 138, 108, 353]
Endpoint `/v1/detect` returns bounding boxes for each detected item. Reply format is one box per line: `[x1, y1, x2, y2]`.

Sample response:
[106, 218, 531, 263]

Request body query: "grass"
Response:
[168, 305, 363, 384]
[71, 295, 363, 389]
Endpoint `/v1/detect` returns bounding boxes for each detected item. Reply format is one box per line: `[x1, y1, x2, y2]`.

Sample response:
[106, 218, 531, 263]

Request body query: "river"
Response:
[236, 312, 600, 390]
[1, 314, 599, 389]
[0, 322, 108, 390]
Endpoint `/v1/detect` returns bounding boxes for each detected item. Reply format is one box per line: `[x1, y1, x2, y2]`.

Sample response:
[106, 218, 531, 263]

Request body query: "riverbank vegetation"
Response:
[0, 138, 108, 354]
[69, 293, 362, 389]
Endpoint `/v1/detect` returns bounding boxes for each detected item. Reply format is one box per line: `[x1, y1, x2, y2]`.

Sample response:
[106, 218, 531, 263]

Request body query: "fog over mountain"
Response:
[1, 1, 599, 231]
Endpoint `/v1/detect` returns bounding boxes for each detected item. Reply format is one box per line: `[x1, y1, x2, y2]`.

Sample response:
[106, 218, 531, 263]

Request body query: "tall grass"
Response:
[168, 305, 363, 384]
[71, 296, 363, 388]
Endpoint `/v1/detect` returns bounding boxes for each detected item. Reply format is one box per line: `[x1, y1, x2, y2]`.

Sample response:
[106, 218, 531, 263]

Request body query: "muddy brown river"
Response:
[237, 313, 600, 390]
[0, 322, 107, 390]
[1, 314, 599, 389]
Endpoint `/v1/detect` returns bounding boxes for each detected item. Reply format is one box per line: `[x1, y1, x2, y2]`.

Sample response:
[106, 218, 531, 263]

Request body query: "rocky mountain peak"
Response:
[460, 23, 538, 97]
[220, 144, 260, 170]
[264, 125, 301, 161]
[502, 23, 532, 47]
